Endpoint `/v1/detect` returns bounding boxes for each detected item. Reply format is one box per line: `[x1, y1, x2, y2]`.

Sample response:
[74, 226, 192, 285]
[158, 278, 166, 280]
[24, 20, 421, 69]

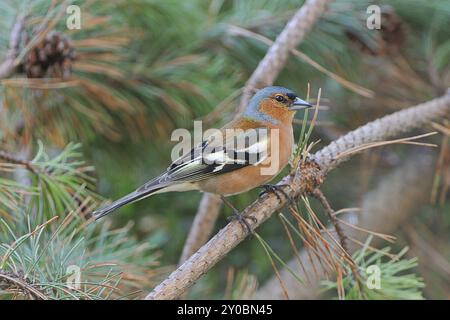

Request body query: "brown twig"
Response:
[146, 91, 450, 300]
[0, 16, 26, 79]
[0, 270, 49, 300]
[0, 150, 38, 174]
[311, 188, 347, 251]
[311, 188, 364, 295]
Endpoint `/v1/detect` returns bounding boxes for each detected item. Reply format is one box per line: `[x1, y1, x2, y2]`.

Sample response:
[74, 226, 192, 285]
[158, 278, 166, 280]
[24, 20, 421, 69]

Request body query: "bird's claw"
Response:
[259, 184, 296, 206]
[227, 210, 257, 234]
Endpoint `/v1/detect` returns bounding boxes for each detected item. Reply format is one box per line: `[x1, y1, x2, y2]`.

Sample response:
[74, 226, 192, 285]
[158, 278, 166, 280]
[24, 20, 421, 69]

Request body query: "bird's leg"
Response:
[259, 184, 296, 207]
[221, 196, 256, 234]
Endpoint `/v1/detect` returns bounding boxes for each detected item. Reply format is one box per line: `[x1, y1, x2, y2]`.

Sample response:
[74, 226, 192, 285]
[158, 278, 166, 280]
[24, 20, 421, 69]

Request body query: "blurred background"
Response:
[0, 0, 449, 299]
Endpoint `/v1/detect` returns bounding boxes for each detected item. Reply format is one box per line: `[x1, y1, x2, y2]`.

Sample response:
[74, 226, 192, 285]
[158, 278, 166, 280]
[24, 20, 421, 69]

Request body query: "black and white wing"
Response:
[136, 127, 269, 191]
[93, 128, 269, 220]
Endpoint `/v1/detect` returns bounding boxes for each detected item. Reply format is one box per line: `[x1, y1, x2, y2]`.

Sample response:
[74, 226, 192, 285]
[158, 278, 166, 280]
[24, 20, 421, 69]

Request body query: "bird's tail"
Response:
[92, 186, 163, 220]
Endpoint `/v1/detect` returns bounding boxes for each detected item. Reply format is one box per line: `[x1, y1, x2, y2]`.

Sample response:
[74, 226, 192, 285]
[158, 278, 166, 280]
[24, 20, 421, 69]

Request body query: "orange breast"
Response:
[197, 122, 294, 196]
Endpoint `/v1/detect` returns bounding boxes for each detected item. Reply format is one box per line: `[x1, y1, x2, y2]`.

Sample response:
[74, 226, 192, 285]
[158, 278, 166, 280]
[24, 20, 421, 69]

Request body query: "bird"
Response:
[92, 86, 312, 231]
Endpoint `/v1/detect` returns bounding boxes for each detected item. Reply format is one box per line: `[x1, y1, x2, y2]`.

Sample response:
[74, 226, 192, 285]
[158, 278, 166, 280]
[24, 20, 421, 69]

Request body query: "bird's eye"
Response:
[275, 95, 285, 103]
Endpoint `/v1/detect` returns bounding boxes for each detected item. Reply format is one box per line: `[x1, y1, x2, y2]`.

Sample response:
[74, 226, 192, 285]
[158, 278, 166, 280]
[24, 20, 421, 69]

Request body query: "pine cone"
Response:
[345, 5, 406, 57]
[379, 5, 406, 55]
[22, 31, 76, 79]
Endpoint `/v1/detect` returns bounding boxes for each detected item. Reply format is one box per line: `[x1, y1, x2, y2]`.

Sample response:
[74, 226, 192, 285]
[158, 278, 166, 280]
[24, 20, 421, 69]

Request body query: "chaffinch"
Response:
[93, 86, 312, 229]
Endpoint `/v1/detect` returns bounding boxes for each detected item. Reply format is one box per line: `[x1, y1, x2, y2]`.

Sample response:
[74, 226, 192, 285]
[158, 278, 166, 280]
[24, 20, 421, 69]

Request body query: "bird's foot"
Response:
[221, 195, 256, 234]
[227, 210, 257, 234]
[259, 184, 296, 206]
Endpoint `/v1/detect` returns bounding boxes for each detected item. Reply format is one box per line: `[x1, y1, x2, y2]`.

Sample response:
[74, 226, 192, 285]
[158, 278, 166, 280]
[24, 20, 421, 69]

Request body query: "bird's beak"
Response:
[289, 97, 313, 110]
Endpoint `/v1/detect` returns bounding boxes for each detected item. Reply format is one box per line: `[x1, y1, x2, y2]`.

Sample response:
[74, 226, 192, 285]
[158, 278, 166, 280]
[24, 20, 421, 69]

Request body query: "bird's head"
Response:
[245, 86, 312, 123]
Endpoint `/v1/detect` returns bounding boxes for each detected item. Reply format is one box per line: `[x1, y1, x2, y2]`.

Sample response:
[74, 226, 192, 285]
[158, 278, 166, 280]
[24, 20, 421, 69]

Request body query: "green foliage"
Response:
[0, 0, 448, 300]
[0, 144, 160, 299]
[0, 143, 99, 218]
[322, 238, 425, 300]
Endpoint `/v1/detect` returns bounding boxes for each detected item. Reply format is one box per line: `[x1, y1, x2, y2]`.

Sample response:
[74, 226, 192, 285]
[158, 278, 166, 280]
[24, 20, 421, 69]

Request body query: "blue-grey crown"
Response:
[243, 86, 298, 124]
[250, 86, 297, 103]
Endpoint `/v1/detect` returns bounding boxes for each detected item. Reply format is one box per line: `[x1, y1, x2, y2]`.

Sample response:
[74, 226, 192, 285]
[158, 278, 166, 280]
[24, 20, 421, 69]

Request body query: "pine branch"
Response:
[146, 91, 450, 300]
[311, 91, 449, 172]
[237, 0, 333, 114]
[0, 270, 49, 300]
[0, 150, 39, 174]
[0, 142, 162, 300]
[311, 188, 348, 251]
[255, 152, 435, 299]
[0, 143, 101, 216]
